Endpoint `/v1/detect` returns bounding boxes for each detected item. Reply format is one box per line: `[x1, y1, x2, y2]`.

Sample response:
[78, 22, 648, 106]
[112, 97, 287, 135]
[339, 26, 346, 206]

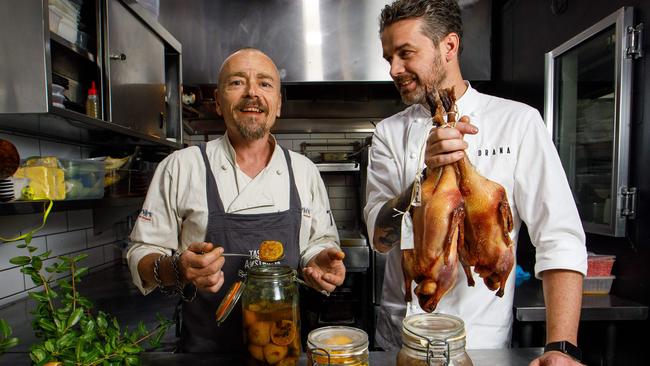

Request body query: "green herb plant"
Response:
[0, 318, 19, 354]
[1, 201, 172, 365]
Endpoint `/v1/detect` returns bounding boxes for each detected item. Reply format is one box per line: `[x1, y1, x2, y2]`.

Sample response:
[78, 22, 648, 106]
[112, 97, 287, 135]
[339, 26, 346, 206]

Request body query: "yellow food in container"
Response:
[307, 326, 369, 366]
[14, 165, 65, 200]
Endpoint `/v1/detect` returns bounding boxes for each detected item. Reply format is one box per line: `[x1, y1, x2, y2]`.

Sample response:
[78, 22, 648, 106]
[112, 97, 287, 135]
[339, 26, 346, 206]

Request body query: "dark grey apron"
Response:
[178, 143, 302, 353]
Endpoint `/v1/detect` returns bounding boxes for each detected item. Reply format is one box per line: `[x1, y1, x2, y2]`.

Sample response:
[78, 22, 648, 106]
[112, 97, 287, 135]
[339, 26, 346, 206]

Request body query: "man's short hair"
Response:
[379, 0, 463, 54]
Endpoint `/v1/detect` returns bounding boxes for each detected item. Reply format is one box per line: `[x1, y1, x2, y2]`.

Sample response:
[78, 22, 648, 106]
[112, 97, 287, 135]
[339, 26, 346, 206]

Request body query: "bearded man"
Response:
[364, 1, 586, 365]
[127, 48, 346, 353]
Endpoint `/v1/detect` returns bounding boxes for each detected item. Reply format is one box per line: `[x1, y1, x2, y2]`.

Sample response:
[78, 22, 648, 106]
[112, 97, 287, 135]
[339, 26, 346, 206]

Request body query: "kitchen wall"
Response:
[0, 132, 128, 307]
[185, 131, 373, 231]
[492, 0, 649, 364]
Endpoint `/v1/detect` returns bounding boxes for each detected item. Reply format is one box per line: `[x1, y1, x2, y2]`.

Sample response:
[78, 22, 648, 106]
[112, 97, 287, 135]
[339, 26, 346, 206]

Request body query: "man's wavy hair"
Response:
[379, 0, 463, 55]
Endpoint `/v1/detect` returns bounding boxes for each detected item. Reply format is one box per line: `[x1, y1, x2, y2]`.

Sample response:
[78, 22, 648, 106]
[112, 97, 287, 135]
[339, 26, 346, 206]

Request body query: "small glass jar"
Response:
[396, 313, 473, 366]
[307, 326, 369, 366]
[242, 265, 301, 366]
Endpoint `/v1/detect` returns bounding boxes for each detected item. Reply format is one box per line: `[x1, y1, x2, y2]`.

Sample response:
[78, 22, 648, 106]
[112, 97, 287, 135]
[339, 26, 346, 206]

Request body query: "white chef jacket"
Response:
[364, 83, 587, 350]
[128, 134, 340, 295]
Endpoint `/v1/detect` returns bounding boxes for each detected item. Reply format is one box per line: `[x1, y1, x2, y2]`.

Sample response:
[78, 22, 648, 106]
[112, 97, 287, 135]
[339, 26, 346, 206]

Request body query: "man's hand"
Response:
[529, 351, 585, 366]
[179, 242, 226, 293]
[303, 248, 346, 293]
[425, 116, 478, 169]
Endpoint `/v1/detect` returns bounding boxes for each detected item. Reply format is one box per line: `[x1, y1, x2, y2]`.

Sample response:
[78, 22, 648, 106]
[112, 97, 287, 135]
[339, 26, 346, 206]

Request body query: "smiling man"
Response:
[364, 1, 587, 366]
[127, 48, 346, 353]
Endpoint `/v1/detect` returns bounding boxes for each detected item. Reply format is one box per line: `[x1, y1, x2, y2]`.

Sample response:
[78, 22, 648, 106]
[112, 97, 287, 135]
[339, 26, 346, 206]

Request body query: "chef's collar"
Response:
[455, 81, 481, 116]
[222, 132, 280, 168]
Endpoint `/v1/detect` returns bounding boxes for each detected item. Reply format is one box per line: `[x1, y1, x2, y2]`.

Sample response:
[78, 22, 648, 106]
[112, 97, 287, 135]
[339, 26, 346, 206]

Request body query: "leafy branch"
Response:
[1, 201, 173, 365]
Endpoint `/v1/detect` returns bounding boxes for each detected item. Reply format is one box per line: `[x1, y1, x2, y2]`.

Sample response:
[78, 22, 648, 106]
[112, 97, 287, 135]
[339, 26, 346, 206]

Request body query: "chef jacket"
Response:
[364, 83, 587, 349]
[128, 134, 340, 295]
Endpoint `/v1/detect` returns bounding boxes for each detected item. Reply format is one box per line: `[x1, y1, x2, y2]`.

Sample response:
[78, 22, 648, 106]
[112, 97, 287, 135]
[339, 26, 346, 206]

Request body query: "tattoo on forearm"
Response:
[373, 183, 414, 251]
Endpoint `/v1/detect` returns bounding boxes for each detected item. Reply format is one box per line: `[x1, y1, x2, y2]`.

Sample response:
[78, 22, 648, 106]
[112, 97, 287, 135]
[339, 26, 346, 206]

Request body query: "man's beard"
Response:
[235, 117, 268, 141]
[398, 54, 446, 106]
[234, 98, 269, 140]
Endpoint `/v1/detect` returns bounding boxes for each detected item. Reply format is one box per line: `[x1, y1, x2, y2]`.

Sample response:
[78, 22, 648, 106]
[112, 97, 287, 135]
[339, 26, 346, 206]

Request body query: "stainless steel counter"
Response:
[513, 278, 648, 365]
[0, 348, 544, 365]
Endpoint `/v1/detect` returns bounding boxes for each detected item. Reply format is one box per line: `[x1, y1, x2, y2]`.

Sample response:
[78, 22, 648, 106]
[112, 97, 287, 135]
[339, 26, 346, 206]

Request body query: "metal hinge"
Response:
[626, 23, 644, 59]
[620, 187, 637, 219]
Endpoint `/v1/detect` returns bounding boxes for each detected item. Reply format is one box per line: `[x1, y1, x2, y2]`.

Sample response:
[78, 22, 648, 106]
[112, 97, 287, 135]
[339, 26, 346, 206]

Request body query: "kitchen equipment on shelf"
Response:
[301, 141, 362, 163]
[397, 313, 472, 366]
[307, 326, 369, 366]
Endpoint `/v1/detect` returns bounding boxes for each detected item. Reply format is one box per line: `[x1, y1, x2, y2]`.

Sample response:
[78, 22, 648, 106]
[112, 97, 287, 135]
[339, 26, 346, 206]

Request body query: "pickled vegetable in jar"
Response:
[307, 326, 369, 366]
[242, 265, 300, 366]
[396, 313, 473, 366]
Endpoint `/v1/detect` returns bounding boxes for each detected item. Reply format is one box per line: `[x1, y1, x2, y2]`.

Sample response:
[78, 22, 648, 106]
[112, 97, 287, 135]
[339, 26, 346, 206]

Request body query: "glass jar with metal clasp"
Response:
[215, 265, 302, 365]
[307, 326, 369, 366]
[396, 313, 473, 366]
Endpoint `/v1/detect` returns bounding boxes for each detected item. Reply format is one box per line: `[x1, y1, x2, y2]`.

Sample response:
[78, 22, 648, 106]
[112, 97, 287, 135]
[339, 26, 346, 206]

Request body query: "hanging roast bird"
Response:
[402, 89, 465, 312]
[438, 88, 515, 297]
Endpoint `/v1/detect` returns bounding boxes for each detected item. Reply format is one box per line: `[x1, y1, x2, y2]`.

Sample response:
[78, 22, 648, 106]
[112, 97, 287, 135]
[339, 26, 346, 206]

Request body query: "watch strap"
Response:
[544, 340, 582, 361]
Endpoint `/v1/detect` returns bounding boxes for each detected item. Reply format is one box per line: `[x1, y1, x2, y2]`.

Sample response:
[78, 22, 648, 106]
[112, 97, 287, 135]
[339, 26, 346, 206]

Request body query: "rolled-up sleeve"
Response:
[127, 154, 182, 294]
[513, 110, 587, 278]
[363, 126, 401, 250]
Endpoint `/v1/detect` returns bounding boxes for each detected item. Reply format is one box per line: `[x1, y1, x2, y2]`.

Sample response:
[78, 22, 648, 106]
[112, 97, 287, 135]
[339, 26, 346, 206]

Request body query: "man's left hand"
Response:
[529, 351, 585, 366]
[303, 248, 346, 293]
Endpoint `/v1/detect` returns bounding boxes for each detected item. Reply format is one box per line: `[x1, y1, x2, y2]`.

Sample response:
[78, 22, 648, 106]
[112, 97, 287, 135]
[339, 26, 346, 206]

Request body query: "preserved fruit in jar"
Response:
[242, 265, 300, 365]
[307, 326, 369, 366]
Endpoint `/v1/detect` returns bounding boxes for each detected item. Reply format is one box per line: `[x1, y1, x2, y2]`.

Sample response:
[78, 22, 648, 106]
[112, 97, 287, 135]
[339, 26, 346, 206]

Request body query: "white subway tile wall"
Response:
[0, 135, 129, 306]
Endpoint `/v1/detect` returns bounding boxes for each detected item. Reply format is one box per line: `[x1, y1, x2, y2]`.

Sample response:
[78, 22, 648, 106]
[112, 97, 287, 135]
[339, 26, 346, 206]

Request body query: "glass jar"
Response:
[307, 326, 369, 366]
[241, 265, 301, 366]
[396, 313, 473, 366]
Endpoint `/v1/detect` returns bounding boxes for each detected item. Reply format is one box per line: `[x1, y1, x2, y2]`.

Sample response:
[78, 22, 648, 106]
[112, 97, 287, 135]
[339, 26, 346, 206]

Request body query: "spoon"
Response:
[220, 252, 286, 263]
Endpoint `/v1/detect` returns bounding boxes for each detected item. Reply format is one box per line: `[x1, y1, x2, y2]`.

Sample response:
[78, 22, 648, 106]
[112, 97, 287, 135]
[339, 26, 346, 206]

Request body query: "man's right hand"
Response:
[179, 242, 226, 293]
[425, 117, 478, 169]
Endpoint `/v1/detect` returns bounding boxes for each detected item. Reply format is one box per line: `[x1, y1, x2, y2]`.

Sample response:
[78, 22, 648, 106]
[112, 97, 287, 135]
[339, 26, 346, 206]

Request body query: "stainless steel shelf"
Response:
[50, 32, 96, 63]
[0, 197, 144, 216]
[316, 162, 359, 172]
[0, 107, 182, 149]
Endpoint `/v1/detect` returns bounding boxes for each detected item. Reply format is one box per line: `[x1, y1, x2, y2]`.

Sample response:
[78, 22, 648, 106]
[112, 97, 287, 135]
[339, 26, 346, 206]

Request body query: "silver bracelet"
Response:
[152, 254, 176, 296]
[171, 250, 196, 302]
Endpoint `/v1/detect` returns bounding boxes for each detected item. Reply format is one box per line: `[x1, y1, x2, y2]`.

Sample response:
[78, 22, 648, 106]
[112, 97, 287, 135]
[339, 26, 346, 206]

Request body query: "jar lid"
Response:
[215, 280, 245, 325]
[307, 326, 368, 358]
[248, 264, 294, 279]
[402, 313, 466, 352]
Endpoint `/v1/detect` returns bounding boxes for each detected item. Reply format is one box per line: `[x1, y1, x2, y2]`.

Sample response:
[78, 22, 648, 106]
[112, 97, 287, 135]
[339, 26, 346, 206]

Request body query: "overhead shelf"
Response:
[0, 107, 182, 149]
[0, 197, 145, 216]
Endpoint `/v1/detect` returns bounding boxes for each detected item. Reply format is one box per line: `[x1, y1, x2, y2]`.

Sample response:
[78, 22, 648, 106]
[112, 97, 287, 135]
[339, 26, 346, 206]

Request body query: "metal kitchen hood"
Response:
[158, 0, 492, 84]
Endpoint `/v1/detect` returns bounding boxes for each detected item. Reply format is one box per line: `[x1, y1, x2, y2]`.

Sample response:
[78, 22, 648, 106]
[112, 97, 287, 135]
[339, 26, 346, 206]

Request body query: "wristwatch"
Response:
[544, 341, 582, 361]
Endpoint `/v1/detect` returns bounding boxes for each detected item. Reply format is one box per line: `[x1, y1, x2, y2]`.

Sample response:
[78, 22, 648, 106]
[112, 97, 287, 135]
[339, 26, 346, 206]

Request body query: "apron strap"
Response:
[281, 147, 302, 210]
[198, 142, 225, 213]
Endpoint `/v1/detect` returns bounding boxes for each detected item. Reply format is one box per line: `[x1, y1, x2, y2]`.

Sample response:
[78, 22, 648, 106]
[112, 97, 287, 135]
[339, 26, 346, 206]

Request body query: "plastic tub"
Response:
[583, 275, 615, 295]
[587, 254, 616, 277]
[60, 159, 105, 200]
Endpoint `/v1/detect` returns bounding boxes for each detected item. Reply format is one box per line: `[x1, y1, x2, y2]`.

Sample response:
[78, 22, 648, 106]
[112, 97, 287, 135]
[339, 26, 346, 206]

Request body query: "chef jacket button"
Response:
[409, 153, 416, 159]
[221, 165, 227, 170]
[276, 169, 282, 175]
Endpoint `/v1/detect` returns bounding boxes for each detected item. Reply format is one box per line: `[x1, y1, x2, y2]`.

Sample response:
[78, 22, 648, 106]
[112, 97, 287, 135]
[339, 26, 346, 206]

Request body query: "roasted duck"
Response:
[402, 92, 465, 312]
[439, 88, 515, 297]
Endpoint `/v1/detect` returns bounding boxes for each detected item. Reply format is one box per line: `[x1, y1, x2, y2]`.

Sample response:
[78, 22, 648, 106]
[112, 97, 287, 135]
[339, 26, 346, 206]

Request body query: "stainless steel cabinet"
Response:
[0, 0, 182, 148]
[544, 7, 642, 237]
[105, 0, 165, 138]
